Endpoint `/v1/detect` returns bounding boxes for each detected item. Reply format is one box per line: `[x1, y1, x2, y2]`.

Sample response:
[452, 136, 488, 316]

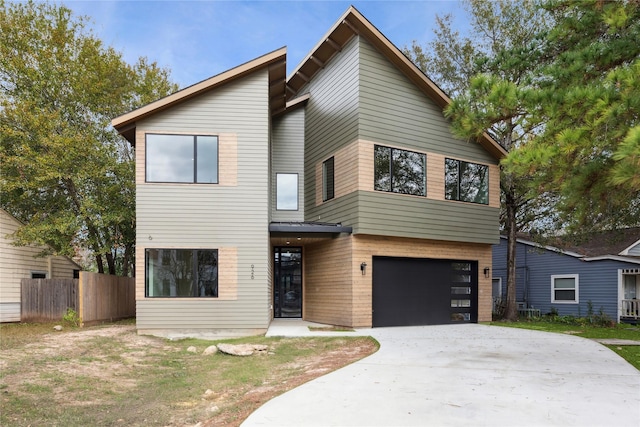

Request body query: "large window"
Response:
[551, 274, 578, 303]
[374, 145, 426, 196]
[146, 249, 218, 297]
[445, 158, 488, 204]
[322, 157, 334, 201]
[146, 134, 218, 183]
[276, 173, 298, 210]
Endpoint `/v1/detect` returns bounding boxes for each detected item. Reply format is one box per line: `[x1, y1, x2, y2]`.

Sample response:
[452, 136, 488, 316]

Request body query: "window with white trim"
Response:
[551, 274, 579, 303]
[276, 173, 298, 210]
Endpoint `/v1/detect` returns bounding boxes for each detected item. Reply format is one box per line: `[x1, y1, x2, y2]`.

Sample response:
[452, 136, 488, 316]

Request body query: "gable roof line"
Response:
[499, 235, 640, 264]
[619, 239, 640, 256]
[111, 47, 287, 142]
[286, 5, 508, 160]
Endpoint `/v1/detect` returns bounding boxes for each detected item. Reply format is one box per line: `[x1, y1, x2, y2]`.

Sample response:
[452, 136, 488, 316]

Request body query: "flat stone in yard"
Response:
[203, 345, 218, 355]
[217, 343, 268, 356]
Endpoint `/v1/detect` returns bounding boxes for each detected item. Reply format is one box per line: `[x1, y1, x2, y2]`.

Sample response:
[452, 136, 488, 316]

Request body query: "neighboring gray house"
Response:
[492, 230, 640, 323]
[0, 208, 80, 322]
[112, 7, 507, 338]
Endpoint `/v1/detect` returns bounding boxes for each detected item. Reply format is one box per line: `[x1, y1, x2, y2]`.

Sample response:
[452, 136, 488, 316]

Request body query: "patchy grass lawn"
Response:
[491, 320, 640, 370]
[0, 320, 378, 427]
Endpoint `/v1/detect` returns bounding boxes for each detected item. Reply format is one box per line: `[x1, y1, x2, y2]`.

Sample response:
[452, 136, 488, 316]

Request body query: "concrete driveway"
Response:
[242, 323, 640, 427]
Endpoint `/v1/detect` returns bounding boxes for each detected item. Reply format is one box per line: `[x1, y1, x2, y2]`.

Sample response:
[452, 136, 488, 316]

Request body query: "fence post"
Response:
[78, 271, 84, 327]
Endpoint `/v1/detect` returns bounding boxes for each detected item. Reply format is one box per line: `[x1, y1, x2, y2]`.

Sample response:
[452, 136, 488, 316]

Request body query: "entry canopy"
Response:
[269, 221, 352, 238]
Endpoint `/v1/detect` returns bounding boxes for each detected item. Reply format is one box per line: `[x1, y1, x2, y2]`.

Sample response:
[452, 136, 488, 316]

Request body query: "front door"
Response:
[274, 247, 302, 318]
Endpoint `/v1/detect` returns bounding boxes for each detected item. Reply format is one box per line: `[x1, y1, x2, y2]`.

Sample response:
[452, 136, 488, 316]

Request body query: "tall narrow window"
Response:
[374, 145, 426, 196]
[445, 158, 488, 204]
[276, 173, 299, 210]
[322, 157, 335, 201]
[146, 134, 218, 183]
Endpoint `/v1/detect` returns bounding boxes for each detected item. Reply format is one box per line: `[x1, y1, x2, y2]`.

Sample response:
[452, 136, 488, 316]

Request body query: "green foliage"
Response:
[62, 308, 80, 327]
[0, 1, 178, 274]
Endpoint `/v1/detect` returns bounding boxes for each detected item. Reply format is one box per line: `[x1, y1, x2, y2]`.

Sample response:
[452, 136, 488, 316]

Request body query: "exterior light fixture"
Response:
[483, 267, 490, 278]
[360, 262, 367, 275]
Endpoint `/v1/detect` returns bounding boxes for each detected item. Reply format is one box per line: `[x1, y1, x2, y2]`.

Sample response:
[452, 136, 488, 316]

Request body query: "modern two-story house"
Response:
[112, 7, 507, 338]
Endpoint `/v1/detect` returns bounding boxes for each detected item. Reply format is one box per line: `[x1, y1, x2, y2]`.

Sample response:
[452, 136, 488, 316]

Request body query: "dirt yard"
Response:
[0, 323, 378, 426]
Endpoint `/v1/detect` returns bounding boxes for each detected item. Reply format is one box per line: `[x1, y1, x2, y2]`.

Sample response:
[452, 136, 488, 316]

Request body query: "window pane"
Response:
[374, 145, 391, 191]
[323, 157, 335, 201]
[197, 250, 218, 297]
[146, 134, 194, 182]
[452, 286, 471, 295]
[555, 290, 576, 301]
[196, 136, 218, 183]
[444, 158, 459, 200]
[459, 161, 488, 204]
[554, 278, 575, 289]
[277, 173, 298, 210]
[392, 149, 425, 196]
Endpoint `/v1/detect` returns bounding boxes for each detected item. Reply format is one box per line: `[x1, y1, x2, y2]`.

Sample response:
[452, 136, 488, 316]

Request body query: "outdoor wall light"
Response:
[483, 267, 491, 278]
[360, 262, 367, 275]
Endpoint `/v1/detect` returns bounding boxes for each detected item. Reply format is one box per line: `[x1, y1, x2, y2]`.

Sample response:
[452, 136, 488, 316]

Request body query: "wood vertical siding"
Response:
[303, 234, 493, 327]
[271, 109, 305, 221]
[134, 71, 271, 336]
[1, 210, 78, 322]
[492, 238, 639, 321]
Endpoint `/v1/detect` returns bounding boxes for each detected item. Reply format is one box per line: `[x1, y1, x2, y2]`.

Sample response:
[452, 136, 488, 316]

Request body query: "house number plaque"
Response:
[251, 264, 254, 280]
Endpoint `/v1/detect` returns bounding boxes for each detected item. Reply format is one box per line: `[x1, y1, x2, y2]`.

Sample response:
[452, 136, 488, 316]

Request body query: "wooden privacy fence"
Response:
[21, 272, 135, 325]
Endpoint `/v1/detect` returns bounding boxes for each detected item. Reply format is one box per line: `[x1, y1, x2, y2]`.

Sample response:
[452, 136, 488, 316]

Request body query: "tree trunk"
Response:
[95, 253, 104, 274]
[504, 183, 519, 321]
[122, 245, 131, 277]
[106, 251, 116, 275]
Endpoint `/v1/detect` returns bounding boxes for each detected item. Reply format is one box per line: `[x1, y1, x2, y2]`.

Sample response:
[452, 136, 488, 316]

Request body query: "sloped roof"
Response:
[502, 228, 640, 264]
[285, 6, 508, 160]
[112, 47, 287, 144]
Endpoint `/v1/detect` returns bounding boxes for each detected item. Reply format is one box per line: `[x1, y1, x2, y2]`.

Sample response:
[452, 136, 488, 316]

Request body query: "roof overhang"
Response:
[111, 47, 287, 145]
[285, 6, 507, 160]
[269, 221, 352, 238]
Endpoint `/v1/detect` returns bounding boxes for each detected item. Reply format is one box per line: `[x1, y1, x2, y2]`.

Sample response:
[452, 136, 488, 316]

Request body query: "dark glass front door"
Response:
[274, 247, 302, 318]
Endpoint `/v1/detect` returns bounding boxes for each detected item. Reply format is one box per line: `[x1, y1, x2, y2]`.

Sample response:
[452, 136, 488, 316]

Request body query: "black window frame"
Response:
[374, 145, 426, 196]
[322, 157, 335, 202]
[444, 158, 489, 205]
[145, 248, 219, 298]
[145, 133, 219, 184]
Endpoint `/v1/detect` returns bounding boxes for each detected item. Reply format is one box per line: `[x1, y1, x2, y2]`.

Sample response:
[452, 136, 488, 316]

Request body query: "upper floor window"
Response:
[146, 249, 218, 297]
[551, 274, 578, 304]
[146, 134, 218, 183]
[322, 157, 335, 201]
[445, 158, 488, 204]
[374, 145, 426, 196]
[276, 173, 298, 210]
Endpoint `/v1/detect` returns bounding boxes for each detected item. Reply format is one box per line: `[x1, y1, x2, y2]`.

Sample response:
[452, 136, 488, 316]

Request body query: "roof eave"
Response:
[112, 47, 287, 144]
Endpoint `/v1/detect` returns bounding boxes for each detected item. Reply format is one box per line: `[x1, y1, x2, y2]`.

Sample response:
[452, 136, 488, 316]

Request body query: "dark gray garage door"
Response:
[372, 256, 478, 327]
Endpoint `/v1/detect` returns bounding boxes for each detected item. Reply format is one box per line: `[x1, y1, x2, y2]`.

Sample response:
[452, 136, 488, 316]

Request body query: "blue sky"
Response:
[64, 1, 467, 89]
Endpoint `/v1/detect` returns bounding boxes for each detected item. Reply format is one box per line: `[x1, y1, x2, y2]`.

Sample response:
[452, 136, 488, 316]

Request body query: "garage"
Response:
[372, 256, 478, 327]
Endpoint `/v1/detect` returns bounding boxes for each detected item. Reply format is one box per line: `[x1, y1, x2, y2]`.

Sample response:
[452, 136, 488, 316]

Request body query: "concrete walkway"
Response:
[242, 322, 640, 427]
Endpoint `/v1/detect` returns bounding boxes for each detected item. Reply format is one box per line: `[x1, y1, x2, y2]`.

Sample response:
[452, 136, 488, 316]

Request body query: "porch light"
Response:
[360, 262, 367, 275]
[484, 267, 490, 278]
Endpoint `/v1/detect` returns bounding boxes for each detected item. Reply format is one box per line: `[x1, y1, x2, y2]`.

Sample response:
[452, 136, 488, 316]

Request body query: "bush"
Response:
[62, 308, 80, 327]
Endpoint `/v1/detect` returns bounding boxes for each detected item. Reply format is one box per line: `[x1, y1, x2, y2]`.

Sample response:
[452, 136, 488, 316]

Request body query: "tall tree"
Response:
[404, 0, 551, 320]
[0, 1, 178, 275]
[504, 0, 640, 234]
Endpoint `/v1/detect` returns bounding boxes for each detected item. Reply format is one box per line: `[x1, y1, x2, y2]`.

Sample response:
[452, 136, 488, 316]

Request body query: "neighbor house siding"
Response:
[304, 35, 360, 220]
[271, 108, 305, 221]
[492, 239, 631, 321]
[0, 209, 78, 322]
[134, 71, 271, 335]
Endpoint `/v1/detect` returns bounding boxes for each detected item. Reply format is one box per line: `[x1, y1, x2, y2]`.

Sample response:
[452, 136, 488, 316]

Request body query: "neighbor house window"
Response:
[276, 173, 298, 210]
[322, 157, 334, 201]
[146, 134, 218, 183]
[445, 158, 488, 204]
[374, 145, 426, 196]
[31, 271, 47, 279]
[146, 249, 218, 297]
[551, 274, 578, 303]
